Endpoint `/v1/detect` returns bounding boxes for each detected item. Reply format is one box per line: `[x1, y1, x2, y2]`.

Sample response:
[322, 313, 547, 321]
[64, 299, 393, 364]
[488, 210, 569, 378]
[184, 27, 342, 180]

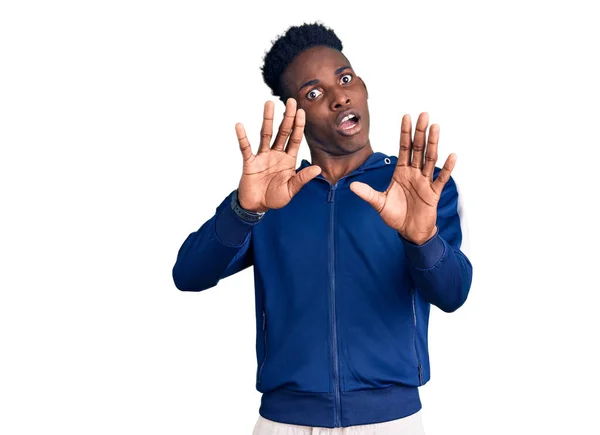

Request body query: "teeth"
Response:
[340, 114, 356, 124]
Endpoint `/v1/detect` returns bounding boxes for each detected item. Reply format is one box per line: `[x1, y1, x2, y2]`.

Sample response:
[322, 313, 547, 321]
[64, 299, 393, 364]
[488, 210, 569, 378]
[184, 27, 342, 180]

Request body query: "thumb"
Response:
[288, 165, 322, 197]
[350, 181, 385, 212]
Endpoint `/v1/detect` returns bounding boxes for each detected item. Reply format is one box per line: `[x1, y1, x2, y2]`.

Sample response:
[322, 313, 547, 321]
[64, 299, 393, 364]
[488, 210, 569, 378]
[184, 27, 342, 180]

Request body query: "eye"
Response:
[340, 73, 353, 84]
[306, 88, 322, 100]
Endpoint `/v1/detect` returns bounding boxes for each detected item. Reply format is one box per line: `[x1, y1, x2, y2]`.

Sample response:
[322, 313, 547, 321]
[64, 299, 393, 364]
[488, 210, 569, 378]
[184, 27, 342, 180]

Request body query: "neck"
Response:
[309, 140, 374, 185]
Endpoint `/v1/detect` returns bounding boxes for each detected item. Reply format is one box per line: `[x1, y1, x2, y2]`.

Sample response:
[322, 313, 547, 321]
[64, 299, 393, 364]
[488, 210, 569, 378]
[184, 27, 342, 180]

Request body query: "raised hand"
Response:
[235, 98, 322, 213]
[349, 113, 456, 245]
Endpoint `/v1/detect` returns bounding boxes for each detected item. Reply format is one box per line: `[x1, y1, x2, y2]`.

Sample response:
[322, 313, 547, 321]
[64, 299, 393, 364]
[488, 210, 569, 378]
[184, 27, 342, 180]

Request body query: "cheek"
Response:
[304, 121, 323, 139]
[304, 109, 328, 130]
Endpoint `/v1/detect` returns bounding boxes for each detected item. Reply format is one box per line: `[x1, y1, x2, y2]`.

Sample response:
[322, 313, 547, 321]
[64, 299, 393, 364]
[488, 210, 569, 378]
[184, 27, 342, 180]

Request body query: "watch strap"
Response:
[231, 190, 266, 223]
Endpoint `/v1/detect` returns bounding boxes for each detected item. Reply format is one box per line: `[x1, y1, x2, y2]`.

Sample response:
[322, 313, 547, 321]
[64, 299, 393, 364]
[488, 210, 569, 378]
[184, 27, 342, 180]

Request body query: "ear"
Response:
[359, 76, 368, 99]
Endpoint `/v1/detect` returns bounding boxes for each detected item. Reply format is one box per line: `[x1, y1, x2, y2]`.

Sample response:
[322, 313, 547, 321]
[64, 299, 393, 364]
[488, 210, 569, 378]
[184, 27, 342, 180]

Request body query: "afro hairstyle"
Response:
[261, 22, 343, 103]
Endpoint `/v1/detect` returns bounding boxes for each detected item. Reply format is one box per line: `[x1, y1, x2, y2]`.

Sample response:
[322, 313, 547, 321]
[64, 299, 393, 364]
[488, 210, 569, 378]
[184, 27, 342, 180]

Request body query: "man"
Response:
[172, 22, 472, 434]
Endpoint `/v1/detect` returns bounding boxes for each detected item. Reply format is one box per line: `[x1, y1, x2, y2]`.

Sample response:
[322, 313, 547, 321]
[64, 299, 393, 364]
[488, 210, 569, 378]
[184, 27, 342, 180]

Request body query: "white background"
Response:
[1, 1, 599, 434]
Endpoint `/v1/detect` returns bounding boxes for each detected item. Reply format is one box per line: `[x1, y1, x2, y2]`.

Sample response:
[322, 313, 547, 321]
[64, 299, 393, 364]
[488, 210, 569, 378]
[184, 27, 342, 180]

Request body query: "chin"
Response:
[343, 132, 369, 147]
[338, 138, 369, 154]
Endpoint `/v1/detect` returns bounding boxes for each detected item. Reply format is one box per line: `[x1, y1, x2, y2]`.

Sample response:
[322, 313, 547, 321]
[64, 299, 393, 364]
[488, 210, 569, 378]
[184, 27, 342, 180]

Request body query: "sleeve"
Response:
[398, 171, 473, 312]
[172, 189, 262, 291]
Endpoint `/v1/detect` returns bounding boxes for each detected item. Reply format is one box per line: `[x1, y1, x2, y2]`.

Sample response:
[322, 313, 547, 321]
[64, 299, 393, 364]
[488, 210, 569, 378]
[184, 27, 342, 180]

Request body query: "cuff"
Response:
[399, 227, 446, 270]
[214, 193, 262, 247]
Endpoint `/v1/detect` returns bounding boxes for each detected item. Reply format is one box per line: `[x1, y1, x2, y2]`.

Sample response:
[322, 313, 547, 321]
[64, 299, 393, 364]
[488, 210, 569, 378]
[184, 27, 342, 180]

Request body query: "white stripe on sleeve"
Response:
[453, 177, 470, 258]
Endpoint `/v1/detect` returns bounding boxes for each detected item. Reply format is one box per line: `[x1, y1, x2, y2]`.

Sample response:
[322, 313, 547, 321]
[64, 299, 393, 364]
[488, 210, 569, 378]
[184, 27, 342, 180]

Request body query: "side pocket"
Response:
[411, 289, 424, 386]
[258, 309, 268, 384]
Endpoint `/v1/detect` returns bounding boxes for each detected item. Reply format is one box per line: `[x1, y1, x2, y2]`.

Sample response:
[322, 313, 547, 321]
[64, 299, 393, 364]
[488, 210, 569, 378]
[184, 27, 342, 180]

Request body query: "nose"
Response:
[330, 90, 351, 111]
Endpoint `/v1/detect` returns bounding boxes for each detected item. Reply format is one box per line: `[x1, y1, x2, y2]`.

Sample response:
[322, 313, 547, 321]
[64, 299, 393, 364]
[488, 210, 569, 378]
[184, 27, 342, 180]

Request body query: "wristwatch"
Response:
[231, 189, 267, 223]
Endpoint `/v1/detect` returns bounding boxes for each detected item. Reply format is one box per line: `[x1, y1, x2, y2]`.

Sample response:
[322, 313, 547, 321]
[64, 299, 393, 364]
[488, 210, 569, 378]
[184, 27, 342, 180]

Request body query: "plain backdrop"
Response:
[1, 1, 599, 434]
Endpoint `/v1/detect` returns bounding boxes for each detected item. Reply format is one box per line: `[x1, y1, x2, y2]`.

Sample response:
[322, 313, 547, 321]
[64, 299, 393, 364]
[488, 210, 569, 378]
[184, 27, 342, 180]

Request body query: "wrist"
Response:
[238, 197, 268, 214]
[400, 227, 438, 246]
[231, 190, 267, 223]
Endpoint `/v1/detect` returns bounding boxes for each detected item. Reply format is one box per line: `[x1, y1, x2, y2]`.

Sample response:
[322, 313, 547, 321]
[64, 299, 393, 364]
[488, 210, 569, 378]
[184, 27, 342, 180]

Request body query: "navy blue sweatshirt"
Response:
[172, 151, 473, 428]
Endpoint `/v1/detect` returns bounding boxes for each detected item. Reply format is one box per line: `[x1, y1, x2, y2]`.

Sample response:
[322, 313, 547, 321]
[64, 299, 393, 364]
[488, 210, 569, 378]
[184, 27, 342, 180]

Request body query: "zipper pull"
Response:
[327, 185, 336, 203]
[262, 311, 266, 329]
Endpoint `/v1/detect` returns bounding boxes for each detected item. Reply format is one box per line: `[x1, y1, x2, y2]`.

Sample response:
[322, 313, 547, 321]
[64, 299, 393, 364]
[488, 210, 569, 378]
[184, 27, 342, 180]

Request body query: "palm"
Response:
[235, 98, 321, 213]
[379, 165, 440, 243]
[350, 112, 456, 245]
[239, 150, 299, 210]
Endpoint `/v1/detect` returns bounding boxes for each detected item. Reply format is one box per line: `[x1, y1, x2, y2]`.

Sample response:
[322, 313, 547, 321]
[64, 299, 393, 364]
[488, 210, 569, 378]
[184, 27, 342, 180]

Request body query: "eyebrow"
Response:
[297, 66, 352, 93]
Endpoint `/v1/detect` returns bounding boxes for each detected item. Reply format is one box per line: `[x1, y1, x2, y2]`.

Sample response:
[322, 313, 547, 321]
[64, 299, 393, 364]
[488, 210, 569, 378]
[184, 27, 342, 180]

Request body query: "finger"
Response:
[432, 153, 457, 196]
[349, 181, 385, 213]
[258, 101, 275, 154]
[411, 112, 429, 170]
[398, 114, 412, 167]
[235, 122, 253, 162]
[422, 124, 439, 180]
[288, 165, 321, 197]
[284, 108, 306, 159]
[272, 98, 297, 152]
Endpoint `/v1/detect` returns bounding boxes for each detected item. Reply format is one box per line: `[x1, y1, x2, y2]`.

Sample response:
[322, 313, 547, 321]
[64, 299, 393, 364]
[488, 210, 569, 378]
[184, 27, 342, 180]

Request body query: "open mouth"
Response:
[336, 113, 361, 136]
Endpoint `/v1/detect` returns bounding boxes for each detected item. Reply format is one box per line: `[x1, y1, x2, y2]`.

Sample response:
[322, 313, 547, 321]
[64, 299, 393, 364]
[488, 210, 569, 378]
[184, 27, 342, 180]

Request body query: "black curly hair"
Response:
[261, 22, 344, 103]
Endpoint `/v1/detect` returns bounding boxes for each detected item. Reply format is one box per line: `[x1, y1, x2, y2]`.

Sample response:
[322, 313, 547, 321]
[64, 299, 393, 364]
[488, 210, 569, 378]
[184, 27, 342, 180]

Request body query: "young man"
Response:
[172, 22, 472, 434]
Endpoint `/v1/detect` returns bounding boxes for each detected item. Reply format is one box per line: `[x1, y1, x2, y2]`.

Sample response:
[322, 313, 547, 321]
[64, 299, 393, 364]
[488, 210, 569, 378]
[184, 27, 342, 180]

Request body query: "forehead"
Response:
[282, 46, 351, 91]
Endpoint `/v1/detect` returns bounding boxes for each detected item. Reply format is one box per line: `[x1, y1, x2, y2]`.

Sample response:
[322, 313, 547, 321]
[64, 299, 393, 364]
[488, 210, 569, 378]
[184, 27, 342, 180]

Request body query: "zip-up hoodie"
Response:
[172, 151, 473, 428]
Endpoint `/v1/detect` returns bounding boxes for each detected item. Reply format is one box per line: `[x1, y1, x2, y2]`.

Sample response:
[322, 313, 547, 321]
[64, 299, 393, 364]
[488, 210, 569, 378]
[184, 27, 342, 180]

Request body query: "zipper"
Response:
[411, 289, 424, 386]
[258, 309, 268, 384]
[318, 169, 366, 427]
[327, 182, 342, 427]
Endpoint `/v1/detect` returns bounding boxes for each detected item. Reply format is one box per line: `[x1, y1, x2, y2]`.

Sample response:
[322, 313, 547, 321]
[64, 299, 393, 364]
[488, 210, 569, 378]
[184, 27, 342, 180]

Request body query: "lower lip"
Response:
[336, 118, 362, 137]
